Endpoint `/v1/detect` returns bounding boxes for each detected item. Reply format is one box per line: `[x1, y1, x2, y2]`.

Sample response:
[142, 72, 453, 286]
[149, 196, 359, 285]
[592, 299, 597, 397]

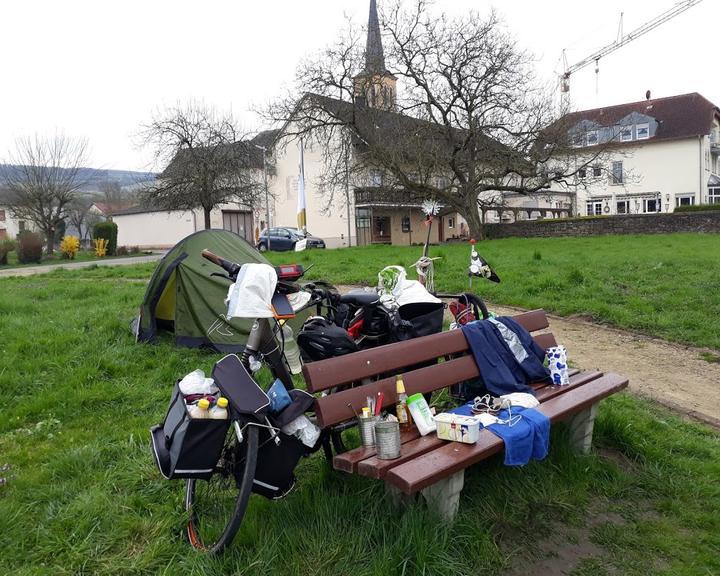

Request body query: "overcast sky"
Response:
[1, 0, 716, 172]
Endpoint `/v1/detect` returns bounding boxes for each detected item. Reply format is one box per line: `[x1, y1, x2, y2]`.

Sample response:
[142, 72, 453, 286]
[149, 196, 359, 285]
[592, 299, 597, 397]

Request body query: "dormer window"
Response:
[586, 131, 599, 146]
[636, 123, 650, 140]
[620, 127, 633, 142]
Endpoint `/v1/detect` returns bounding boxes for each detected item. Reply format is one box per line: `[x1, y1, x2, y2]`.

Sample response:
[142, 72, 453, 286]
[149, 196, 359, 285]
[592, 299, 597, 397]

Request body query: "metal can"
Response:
[358, 416, 378, 447]
[374, 420, 401, 460]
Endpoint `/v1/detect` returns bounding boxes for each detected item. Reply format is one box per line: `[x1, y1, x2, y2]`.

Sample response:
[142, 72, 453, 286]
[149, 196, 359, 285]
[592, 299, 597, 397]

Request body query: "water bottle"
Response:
[209, 397, 229, 420]
[282, 324, 303, 375]
[187, 398, 211, 419]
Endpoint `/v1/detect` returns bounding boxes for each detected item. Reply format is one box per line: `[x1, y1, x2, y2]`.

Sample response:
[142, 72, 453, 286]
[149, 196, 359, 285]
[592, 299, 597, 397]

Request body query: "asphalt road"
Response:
[0, 253, 164, 277]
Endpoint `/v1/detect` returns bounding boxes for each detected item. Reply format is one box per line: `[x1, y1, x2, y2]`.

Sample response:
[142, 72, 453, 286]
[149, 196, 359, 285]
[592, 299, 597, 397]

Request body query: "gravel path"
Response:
[0, 254, 164, 277]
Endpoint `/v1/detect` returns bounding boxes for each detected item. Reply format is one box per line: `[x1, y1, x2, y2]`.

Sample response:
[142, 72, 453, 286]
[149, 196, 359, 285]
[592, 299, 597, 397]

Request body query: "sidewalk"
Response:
[0, 253, 164, 278]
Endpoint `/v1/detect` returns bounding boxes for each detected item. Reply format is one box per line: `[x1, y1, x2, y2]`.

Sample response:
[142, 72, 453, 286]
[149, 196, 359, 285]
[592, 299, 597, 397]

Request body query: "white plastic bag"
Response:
[178, 369, 218, 395]
[226, 263, 278, 319]
[281, 415, 321, 448]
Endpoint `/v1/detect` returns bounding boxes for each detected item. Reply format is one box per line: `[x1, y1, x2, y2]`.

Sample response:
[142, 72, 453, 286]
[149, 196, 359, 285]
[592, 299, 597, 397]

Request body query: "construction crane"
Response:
[560, 0, 704, 95]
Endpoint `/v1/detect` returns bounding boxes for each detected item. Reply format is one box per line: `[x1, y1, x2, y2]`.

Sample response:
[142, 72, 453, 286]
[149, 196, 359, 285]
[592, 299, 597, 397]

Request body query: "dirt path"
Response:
[488, 304, 720, 426]
[337, 286, 720, 426]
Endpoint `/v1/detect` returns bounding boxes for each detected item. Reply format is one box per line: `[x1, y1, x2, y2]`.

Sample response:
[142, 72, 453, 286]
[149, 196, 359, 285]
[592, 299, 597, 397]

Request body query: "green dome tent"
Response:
[135, 229, 270, 352]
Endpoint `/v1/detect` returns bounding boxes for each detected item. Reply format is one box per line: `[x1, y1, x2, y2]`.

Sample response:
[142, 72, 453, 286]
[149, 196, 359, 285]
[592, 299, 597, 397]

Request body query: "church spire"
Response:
[364, 0, 386, 74]
[354, 0, 397, 110]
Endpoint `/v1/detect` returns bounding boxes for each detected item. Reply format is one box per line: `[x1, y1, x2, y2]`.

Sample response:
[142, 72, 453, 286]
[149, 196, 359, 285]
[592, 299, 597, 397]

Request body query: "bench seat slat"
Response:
[349, 369, 600, 478]
[332, 429, 420, 473]
[303, 309, 550, 393]
[385, 372, 628, 494]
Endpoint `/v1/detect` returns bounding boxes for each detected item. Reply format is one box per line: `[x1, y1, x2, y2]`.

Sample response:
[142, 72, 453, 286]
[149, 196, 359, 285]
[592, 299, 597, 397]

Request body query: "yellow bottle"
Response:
[396, 375, 411, 430]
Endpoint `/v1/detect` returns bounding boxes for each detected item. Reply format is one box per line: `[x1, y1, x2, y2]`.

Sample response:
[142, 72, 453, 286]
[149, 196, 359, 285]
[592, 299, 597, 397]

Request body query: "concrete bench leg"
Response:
[385, 483, 416, 508]
[568, 402, 599, 454]
[420, 470, 464, 521]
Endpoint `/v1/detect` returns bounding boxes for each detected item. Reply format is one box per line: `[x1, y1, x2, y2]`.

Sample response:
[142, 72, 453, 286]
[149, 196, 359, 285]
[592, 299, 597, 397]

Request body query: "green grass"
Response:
[0, 247, 719, 575]
[266, 233, 720, 349]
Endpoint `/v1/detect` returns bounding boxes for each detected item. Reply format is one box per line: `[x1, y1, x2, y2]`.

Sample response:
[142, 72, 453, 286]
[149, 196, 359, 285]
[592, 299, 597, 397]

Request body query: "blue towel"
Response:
[448, 403, 550, 466]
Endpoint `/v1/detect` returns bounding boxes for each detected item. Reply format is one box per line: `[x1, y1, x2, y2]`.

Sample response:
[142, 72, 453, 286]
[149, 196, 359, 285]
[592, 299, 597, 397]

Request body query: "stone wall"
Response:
[483, 211, 720, 239]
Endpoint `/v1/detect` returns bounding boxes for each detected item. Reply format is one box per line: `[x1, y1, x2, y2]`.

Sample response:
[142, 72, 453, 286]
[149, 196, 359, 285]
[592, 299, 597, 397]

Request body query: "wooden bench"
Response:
[303, 309, 629, 519]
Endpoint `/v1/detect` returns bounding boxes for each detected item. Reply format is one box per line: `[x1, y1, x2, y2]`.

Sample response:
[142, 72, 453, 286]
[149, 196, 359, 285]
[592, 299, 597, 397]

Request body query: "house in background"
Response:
[0, 206, 30, 240]
[112, 202, 256, 249]
[548, 92, 720, 215]
[266, 0, 468, 247]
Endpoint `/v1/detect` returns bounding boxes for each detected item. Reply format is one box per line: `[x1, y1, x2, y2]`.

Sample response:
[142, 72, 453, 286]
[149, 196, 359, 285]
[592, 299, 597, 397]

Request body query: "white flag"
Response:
[297, 139, 307, 231]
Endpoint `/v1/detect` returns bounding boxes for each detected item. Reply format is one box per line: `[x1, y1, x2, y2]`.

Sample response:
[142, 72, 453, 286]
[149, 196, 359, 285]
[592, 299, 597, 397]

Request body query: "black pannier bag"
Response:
[151, 382, 229, 480]
[392, 301, 445, 341]
[243, 389, 316, 500]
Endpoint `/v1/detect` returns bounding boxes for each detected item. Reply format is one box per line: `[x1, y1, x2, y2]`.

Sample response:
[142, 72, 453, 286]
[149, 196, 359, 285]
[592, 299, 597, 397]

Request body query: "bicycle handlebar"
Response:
[201, 249, 241, 278]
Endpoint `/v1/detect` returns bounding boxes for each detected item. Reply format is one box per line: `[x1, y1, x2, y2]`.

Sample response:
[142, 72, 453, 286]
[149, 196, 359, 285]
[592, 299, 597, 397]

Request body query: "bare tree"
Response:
[0, 134, 89, 254]
[139, 102, 263, 229]
[266, 1, 616, 238]
[67, 194, 95, 243]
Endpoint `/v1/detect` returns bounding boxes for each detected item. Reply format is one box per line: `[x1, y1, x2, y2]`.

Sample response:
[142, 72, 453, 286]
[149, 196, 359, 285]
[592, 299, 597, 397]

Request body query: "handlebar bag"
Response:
[150, 382, 229, 480]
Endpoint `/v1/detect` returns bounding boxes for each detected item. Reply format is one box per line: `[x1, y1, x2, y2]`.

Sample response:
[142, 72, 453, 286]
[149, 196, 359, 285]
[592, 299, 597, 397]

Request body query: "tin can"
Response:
[358, 416, 378, 447]
[374, 420, 401, 460]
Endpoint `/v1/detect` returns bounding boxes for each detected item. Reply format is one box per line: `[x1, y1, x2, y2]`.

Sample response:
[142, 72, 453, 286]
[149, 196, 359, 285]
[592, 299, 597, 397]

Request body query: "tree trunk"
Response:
[461, 198, 485, 241]
[45, 226, 55, 255]
[203, 207, 212, 230]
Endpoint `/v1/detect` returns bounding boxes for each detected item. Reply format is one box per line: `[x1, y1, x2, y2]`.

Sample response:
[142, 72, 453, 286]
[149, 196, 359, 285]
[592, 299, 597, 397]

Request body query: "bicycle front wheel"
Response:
[185, 422, 258, 554]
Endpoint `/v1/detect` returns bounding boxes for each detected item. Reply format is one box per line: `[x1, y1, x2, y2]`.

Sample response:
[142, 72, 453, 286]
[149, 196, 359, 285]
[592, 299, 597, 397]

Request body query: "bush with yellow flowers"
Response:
[60, 235, 80, 259]
[93, 237, 108, 258]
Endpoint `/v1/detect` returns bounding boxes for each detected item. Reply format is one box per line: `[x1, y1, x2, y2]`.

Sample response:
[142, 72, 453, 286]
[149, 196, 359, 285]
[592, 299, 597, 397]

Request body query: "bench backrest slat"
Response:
[314, 355, 479, 428]
[303, 309, 550, 393]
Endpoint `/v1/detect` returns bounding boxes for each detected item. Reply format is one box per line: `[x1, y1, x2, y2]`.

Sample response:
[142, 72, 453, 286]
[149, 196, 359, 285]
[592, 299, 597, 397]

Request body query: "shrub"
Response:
[674, 203, 720, 213]
[59, 235, 80, 259]
[17, 231, 43, 264]
[129, 245, 141, 254]
[0, 239, 16, 265]
[92, 221, 118, 256]
[94, 238, 108, 258]
[116, 245, 129, 256]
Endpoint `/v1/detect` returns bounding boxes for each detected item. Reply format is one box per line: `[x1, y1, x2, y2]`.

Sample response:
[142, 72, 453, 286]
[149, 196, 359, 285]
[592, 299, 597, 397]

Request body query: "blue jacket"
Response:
[461, 317, 549, 396]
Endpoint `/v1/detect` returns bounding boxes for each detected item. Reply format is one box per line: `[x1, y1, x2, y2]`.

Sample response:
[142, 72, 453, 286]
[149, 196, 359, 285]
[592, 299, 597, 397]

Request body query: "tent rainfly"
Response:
[134, 229, 270, 352]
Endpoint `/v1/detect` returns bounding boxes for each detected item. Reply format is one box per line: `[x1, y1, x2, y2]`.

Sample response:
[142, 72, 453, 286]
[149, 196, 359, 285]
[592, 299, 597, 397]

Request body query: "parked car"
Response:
[257, 227, 326, 252]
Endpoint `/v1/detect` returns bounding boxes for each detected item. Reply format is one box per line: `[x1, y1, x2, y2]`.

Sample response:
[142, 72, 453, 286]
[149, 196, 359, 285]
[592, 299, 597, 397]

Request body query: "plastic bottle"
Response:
[407, 393, 436, 436]
[395, 375, 411, 430]
[282, 324, 303, 375]
[209, 397, 229, 420]
[187, 398, 211, 419]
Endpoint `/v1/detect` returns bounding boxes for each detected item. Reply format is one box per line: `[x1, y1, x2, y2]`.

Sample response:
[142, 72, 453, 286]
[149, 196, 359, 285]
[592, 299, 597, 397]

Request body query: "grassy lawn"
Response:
[0, 237, 718, 575]
[266, 233, 720, 350]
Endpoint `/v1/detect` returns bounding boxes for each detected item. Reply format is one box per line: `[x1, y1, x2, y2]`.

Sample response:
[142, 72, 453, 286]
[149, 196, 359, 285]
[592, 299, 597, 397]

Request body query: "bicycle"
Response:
[180, 250, 332, 553]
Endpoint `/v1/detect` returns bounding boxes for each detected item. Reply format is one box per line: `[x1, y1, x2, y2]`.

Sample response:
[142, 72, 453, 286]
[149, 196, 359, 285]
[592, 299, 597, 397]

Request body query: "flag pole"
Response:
[297, 138, 307, 233]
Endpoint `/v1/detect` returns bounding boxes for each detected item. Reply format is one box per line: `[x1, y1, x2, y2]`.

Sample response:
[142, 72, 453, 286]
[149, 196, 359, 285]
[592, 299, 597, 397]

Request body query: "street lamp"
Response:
[253, 144, 271, 251]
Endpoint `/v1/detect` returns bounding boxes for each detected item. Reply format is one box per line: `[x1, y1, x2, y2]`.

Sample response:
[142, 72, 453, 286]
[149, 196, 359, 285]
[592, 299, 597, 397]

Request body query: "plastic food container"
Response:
[434, 413, 480, 444]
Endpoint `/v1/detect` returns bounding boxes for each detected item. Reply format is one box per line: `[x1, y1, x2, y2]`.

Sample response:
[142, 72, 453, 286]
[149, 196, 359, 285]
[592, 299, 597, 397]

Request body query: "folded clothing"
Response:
[461, 317, 549, 397]
[449, 401, 549, 466]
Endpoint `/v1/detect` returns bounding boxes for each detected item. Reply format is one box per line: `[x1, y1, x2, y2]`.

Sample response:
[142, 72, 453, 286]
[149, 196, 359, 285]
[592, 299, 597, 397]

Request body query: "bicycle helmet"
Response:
[297, 317, 358, 362]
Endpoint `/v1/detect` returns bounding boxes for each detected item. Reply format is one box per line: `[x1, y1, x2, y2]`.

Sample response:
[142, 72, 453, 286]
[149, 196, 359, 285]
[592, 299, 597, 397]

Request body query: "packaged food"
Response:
[435, 413, 480, 444]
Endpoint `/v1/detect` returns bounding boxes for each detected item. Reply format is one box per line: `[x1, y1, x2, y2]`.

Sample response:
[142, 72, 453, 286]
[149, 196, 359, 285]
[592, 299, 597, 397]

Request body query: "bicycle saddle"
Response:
[339, 289, 379, 306]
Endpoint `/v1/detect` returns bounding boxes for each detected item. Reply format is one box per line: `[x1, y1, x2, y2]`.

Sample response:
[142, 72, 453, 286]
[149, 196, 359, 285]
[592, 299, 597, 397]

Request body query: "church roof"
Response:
[358, 0, 396, 79]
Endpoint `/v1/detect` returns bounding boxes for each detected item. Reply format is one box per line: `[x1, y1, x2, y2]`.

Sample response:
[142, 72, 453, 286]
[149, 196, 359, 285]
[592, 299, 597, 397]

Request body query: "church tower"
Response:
[353, 0, 397, 110]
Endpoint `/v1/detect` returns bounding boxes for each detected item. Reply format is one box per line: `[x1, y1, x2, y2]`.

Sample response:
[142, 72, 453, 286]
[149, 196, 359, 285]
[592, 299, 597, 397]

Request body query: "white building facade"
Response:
[552, 93, 720, 216]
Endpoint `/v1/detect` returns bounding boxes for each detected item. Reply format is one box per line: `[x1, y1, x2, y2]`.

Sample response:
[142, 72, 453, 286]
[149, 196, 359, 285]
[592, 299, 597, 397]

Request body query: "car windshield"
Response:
[286, 228, 309, 237]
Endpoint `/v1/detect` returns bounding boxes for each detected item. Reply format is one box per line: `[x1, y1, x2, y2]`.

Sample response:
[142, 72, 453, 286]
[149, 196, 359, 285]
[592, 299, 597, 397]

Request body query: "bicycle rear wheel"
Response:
[185, 422, 258, 554]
